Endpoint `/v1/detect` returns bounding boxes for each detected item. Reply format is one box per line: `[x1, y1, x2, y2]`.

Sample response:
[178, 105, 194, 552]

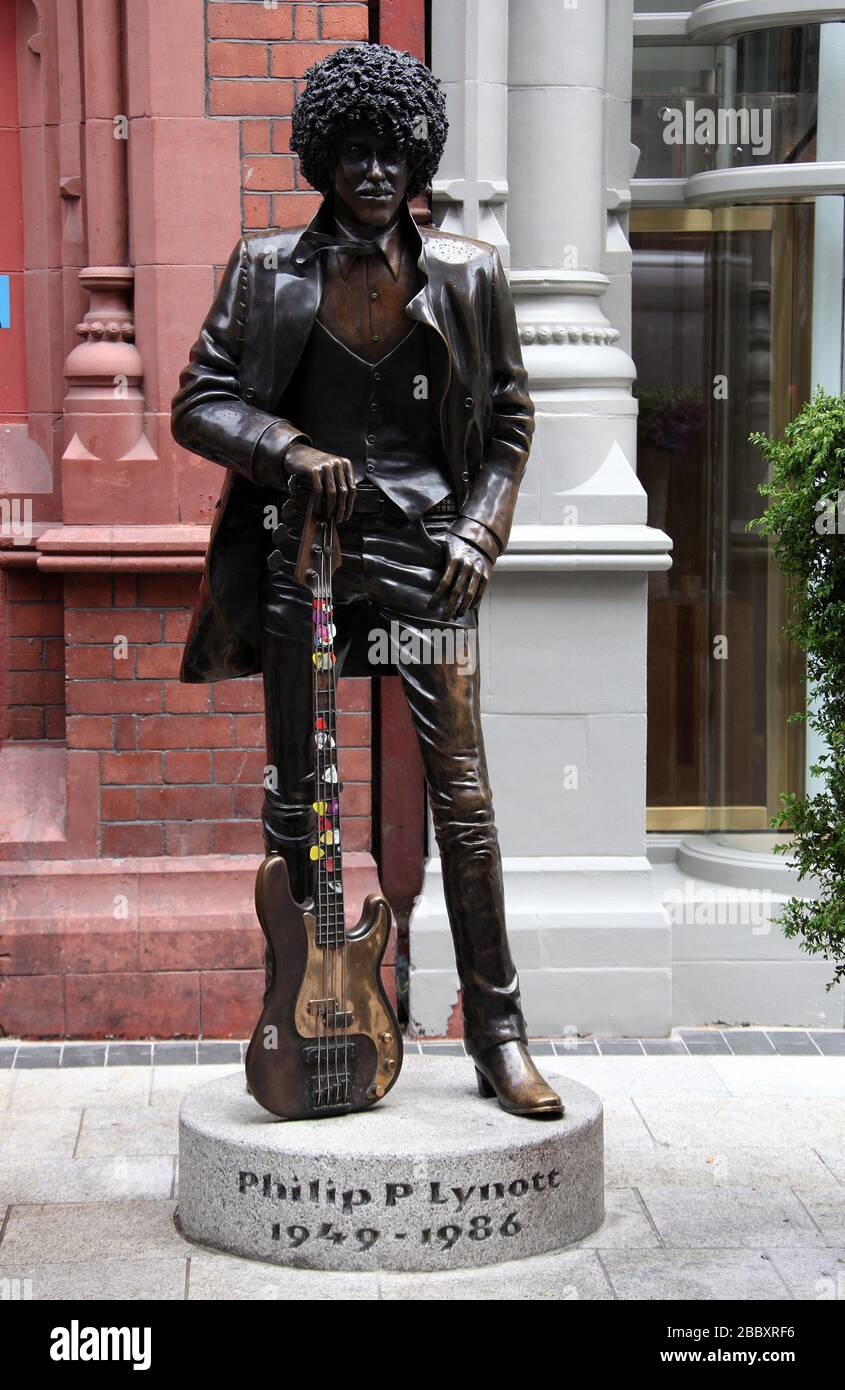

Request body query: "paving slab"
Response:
[149, 1065, 241, 1109]
[601, 1248, 790, 1301]
[0, 1200, 184, 1264]
[0, 1258, 186, 1301]
[379, 1247, 613, 1300]
[107, 1045, 153, 1067]
[708, 1056, 845, 1098]
[61, 1046, 108, 1068]
[0, 1156, 173, 1205]
[601, 1098, 654, 1145]
[75, 1106, 178, 1159]
[553, 1057, 730, 1098]
[8, 1067, 152, 1111]
[568, 1187, 661, 1251]
[722, 1031, 777, 1056]
[766, 1247, 845, 1300]
[186, 1251, 380, 1300]
[606, 1142, 836, 1190]
[15, 1046, 63, 1069]
[815, 1147, 845, 1183]
[793, 1186, 845, 1243]
[635, 1097, 845, 1149]
[0, 1108, 82, 1161]
[153, 1043, 198, 1066]
[764, 1031, 821, 1056]
[636, 1186, 827, 1249]
[811, 1033, 845, 1056]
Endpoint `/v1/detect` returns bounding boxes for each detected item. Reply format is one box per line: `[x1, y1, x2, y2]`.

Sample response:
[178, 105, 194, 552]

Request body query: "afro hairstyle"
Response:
[290, 43, 449, 200]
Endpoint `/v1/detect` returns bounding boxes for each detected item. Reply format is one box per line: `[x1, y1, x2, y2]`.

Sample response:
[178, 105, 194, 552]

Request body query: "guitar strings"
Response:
[324, 526, 347, 1103]
[318, 533, 343, 1106]
[318, 540, 334, 1104]
[330, 536, 346, 1102]
[311, 554, 325, 1106]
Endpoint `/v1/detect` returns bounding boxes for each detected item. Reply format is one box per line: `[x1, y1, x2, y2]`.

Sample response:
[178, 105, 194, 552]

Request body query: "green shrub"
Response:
[749, 388, 845, 991]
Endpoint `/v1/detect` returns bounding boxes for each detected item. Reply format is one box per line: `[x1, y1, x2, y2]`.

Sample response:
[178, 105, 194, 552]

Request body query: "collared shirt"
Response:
[317, 210, 422, 364]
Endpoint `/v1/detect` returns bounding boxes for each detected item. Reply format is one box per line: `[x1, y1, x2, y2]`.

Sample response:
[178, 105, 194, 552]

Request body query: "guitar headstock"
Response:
[291, 491, 343, 591]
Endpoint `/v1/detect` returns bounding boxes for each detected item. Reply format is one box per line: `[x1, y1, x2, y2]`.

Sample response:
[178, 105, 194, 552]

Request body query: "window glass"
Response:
[633, 27, 819, 178]
[632, 205, 816, 829]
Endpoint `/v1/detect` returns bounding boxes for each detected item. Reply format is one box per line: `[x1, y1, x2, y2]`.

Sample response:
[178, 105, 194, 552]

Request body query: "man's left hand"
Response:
[430, 533, 493, 618]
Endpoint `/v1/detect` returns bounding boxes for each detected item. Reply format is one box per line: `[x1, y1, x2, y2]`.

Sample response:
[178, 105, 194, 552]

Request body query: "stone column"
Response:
[61, 0, 151, 523]
[411, 0, 672, 1039]
[429, 0, 509, 257]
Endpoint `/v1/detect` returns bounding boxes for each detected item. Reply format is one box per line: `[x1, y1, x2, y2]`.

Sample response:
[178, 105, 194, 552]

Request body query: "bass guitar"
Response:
[245, 493, 403, 1119]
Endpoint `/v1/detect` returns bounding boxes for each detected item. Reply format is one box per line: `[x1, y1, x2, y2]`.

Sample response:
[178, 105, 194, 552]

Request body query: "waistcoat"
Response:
[276, 318, 453, 519]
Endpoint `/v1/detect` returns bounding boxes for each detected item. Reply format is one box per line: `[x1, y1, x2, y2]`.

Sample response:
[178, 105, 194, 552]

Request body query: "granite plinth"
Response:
[176, 1057, 604, 1272]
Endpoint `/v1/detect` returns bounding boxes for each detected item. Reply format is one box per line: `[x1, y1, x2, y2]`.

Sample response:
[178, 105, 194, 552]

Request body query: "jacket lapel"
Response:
[401, 202, 442, 339]
[405, 220, 453, 452]
[269, 201, 332, 407]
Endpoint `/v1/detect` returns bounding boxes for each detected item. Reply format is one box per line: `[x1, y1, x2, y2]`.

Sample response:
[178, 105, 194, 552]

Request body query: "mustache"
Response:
[356, 184, 394, 196]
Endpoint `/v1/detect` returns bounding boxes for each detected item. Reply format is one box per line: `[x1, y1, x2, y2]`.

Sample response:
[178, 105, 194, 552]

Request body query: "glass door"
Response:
[632, 204, 814, 831]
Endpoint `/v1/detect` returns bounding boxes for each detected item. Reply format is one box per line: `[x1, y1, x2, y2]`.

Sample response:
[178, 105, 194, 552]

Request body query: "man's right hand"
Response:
[284, 442, 356, 523]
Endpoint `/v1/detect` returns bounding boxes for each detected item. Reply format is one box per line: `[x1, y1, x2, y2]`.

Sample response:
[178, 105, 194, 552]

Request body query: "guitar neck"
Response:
[312, 586, 345, 948]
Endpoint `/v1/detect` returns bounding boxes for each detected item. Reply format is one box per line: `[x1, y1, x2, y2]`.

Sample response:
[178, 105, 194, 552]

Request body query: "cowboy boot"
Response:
[473, 1039, 564, 1118]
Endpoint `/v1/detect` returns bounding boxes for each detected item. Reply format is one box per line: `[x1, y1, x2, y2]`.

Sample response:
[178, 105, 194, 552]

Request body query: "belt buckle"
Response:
[354, 485, 383, 516]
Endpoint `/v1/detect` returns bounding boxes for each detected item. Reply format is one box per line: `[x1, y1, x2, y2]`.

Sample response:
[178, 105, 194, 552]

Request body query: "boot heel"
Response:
[475, 1067, 496, 1099]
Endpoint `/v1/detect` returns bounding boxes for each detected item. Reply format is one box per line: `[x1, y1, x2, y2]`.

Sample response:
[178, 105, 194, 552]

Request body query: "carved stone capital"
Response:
[64, 266, 141, 386]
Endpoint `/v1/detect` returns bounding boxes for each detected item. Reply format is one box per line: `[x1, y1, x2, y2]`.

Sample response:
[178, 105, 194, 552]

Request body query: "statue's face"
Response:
[332, 122, 409, 230]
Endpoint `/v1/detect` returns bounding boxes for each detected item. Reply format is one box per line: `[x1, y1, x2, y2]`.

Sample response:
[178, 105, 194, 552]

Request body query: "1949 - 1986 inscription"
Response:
[236, 1168, 562, 1254]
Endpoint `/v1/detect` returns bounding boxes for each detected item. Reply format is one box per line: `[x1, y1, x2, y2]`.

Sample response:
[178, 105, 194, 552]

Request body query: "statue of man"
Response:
[172, 43, 561, 1118]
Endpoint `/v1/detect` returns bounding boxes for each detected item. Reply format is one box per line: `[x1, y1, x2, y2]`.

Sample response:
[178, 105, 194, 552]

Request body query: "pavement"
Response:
[1, 1030, 844, 1301]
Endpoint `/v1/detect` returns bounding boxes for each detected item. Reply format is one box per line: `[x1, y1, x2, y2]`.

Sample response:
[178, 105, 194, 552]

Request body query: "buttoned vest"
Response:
[276, 318, 453, 518]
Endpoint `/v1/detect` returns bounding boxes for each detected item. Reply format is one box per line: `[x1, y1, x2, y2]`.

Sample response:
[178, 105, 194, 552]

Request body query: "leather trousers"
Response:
[258, 496, 527, 1056]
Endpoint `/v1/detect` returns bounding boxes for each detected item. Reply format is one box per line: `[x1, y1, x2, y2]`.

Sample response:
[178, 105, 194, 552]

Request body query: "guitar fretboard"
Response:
[312, 594, 345, 948]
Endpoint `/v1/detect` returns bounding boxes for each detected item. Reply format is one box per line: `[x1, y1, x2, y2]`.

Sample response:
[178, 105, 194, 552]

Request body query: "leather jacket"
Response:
[171, 195, 535, 683]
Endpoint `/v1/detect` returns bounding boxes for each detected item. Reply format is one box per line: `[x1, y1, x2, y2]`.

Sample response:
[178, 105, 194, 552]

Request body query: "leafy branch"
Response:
[748, 388, 845, 990]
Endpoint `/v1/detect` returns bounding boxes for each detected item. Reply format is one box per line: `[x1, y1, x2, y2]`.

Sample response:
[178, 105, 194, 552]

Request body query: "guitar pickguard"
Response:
[293, 898, 400, 1102]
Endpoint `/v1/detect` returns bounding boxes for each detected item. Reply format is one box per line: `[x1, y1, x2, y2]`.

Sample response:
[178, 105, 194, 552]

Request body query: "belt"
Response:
[349, 486, 389, 515]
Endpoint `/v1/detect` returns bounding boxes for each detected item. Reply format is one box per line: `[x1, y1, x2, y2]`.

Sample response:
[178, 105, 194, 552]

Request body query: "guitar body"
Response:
[245, 853, 403, 1119]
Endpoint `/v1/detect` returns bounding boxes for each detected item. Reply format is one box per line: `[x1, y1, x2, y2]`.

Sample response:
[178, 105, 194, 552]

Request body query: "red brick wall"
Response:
[205, 0, 370, 232]
[47, 4, 376, 859]
[4, 570, 65, 742]
[62, 573, 372, 859]
[0, 0, 388, 1042]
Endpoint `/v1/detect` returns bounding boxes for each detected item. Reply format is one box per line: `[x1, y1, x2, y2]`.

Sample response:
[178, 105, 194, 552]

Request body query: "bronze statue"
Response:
[172, 43, 562, 1119]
